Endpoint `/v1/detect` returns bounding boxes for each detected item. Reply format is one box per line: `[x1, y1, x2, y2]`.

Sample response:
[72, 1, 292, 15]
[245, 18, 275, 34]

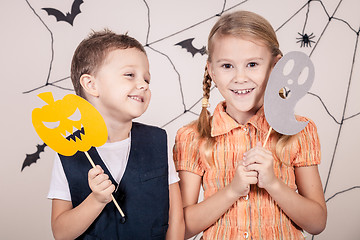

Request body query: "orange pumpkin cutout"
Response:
[32, 92, 108, 156]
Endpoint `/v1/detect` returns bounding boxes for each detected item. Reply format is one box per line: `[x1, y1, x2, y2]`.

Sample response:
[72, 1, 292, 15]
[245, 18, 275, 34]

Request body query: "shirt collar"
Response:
[211, 101, 270, 137]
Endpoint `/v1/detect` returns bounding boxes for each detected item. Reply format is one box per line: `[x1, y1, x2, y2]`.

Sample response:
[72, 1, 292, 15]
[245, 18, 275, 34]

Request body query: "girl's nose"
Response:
[234, 68, 248, 83]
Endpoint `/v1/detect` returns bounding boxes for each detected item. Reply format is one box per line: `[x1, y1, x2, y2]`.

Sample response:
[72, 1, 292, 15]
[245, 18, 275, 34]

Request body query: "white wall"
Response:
[1, 0, 359, 239]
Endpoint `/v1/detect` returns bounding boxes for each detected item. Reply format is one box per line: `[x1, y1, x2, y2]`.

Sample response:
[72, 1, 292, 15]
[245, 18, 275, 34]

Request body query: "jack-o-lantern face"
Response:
[32, 92, 108, 156]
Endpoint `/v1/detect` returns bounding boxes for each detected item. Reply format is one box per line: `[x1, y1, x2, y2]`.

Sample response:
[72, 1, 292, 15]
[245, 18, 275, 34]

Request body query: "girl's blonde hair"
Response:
[197, 10, 292, 162]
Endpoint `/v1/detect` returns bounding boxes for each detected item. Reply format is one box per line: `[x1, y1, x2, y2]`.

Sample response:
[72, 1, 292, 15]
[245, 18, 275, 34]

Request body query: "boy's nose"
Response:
[136, 79, 149, 90]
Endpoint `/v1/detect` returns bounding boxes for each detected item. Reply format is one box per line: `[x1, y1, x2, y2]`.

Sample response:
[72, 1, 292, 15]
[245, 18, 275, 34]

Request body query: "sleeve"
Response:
[168, 151, 180, 185]
[292, 118, 321, 167]
[47, 154, 71, 201]
[173, 125, 204, 176]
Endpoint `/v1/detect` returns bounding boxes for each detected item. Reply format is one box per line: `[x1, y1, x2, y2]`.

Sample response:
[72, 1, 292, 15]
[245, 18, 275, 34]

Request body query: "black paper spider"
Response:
[296, 32, 316, 47]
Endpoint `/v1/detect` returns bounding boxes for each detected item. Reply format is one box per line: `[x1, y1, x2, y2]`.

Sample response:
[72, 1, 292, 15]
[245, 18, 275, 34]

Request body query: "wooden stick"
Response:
[263, 127, 272, 148]
[84, 151, 126, 219]
[84, 151, 96, 168]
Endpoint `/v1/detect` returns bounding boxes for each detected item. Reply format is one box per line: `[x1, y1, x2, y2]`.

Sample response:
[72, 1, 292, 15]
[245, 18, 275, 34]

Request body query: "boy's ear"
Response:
[80, 74, 99, 97]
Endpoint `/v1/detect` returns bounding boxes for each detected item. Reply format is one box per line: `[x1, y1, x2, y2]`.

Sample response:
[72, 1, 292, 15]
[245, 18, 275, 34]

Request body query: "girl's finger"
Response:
[245, 163, 261, 172]
[243, 154, 265, 166]
[245, 170, 258, 178]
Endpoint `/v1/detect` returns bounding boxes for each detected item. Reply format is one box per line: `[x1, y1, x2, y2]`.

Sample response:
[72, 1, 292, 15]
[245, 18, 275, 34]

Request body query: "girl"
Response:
[173, 11, 327, 239]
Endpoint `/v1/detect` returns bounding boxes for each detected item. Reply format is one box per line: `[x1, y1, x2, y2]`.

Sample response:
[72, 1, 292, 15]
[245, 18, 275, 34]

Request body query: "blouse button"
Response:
[243, 194, 249, 200]
[244, 231, 249, 239]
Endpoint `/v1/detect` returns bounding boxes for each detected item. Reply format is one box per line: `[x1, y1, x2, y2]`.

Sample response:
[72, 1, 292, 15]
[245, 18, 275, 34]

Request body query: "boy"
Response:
[48, 29, 184, 239]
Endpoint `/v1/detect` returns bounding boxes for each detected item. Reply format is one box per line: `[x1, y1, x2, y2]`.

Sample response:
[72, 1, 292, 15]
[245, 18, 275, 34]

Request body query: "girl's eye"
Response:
[222, 64, 233, 69]
[247, 62, 257, 67]
[144, 79, 150, 84]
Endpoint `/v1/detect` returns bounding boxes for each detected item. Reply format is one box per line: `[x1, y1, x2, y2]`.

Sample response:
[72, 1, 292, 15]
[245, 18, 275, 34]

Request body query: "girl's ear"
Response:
[80, 74, 99, 97]
[272, 54, 282, 68]
[206, 61, 215, 82]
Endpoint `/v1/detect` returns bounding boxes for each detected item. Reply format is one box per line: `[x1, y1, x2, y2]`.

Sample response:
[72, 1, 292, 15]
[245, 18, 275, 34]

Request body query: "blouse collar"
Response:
[211, 101, 271, 137]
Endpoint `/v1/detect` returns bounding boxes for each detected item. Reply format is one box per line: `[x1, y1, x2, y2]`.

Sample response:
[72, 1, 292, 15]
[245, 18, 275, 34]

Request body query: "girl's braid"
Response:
[197, 66, 212, 139]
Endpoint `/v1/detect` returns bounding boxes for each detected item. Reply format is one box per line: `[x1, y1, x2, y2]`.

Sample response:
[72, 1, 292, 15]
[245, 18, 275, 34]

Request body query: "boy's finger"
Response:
[92, 173, 110, 186]
[89, 168, 99, 179]
[97, 179, 113, 190]
[102, 183, 116, 195]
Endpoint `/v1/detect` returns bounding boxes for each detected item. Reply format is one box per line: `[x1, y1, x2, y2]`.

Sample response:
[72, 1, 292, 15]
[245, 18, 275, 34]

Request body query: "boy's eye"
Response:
[144, 79, 150, 84]
[222, 64, 233, 69]
[125, 73, 134, 77]
[247, 62, 257, 67]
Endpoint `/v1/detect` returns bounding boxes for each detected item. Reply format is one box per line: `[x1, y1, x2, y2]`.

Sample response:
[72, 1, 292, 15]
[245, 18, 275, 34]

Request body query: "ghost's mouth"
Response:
[64, 126, 85, 142]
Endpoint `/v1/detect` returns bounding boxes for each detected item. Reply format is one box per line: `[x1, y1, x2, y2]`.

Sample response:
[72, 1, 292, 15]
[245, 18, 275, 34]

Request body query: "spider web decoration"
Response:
[7, 0, 359, 239]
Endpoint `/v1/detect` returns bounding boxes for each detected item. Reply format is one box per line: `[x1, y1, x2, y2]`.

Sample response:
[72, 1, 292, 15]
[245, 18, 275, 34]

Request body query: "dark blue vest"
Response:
[59, 122, 169, 240]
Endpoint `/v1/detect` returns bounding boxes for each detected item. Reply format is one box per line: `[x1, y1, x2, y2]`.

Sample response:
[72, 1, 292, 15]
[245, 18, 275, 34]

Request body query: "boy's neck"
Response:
[106, 120, 132, 143]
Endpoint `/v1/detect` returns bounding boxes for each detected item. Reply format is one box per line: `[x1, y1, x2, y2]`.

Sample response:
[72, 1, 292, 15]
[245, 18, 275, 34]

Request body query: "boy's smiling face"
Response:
[92, 48, 151, 123]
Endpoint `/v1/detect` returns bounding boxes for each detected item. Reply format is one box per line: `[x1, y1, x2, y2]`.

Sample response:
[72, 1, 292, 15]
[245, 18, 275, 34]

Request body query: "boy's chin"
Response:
[130, 110, 148, 120]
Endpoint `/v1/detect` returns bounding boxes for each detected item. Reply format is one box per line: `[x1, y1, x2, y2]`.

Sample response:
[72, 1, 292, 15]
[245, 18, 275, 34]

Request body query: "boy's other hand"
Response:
[88, 165, 115, 204]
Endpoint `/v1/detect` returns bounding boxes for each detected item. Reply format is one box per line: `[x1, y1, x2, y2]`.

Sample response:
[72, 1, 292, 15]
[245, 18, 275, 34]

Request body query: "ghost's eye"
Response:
[68, 108, 81, 121]
[42, 121, 60, 129]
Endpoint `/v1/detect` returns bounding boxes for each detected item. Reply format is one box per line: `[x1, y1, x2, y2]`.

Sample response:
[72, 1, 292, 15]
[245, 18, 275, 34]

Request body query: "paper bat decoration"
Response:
[21, 143, 47, 171]
[42, 0, 84, 26]
[175, 38, 206, 57]
[264, 51, 315, 136]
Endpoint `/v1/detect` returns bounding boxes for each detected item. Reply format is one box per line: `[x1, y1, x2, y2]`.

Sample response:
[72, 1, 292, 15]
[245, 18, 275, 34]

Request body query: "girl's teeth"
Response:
[233, 89, 251, 94]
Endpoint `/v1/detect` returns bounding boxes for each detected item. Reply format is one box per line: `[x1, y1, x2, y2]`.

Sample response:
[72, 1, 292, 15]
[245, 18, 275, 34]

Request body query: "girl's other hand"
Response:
[228, 160, 258, 198]
[243, 142, 278, 190]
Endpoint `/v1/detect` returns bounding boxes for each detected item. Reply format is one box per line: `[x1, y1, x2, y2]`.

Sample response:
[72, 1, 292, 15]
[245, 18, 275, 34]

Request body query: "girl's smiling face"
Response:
[207, 34, 279, 124]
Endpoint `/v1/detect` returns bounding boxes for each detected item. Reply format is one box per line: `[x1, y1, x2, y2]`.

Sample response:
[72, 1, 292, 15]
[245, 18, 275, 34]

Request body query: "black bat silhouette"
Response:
[21, 143, 47, 171]
[175, 38, 207, 57]
[42, 0, 84, 26]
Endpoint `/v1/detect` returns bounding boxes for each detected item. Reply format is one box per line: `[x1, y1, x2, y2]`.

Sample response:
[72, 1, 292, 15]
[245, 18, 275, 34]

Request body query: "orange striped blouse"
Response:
[173, 101, 321, 240]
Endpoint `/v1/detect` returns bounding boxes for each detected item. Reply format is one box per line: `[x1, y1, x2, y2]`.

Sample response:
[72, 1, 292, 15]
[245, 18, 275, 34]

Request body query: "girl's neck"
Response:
[225, 105, 261, 125]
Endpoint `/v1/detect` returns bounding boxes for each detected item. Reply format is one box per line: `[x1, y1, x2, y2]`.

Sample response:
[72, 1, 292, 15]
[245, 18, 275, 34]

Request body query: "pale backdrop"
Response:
[1, 0, 359, 239]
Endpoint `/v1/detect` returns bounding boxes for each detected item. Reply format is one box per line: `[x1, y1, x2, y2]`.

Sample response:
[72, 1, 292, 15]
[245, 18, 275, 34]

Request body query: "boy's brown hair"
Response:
[71, 29, 146, 98]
